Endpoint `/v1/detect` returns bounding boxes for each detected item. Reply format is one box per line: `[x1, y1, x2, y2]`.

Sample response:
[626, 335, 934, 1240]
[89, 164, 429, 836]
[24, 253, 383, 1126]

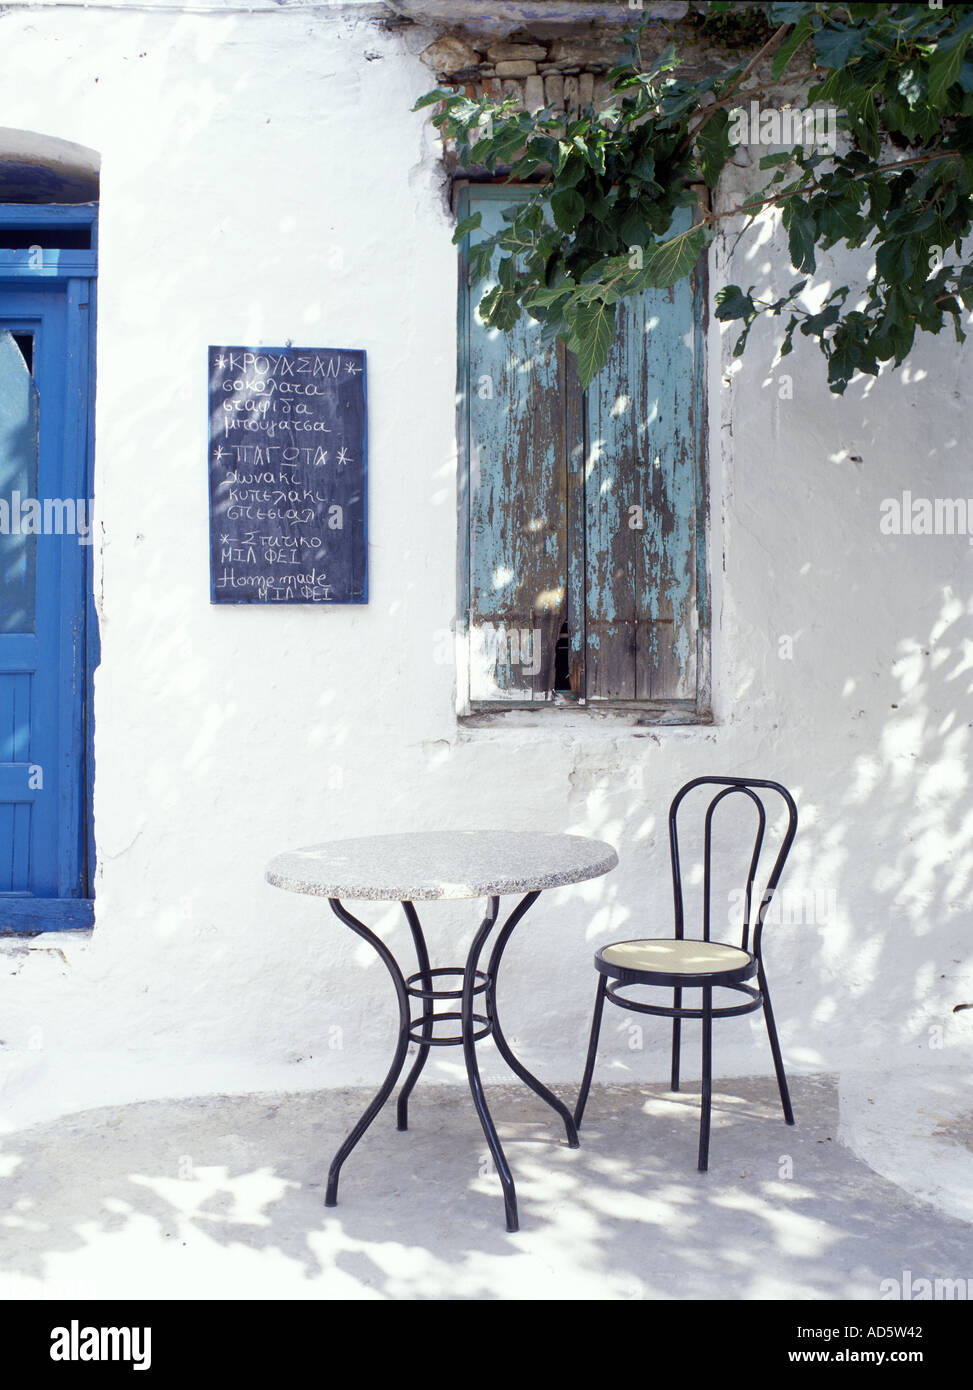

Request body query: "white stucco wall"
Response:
[0, 0, 970, 1130]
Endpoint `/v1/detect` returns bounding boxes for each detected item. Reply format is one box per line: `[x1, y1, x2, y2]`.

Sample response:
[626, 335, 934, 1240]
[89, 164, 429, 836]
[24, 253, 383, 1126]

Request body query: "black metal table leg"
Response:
[460, 897, 520, 1232]
[321, 891, 572, 1232]
[396, 900, 433, 1132]
[486, 891, 579, 1147]
[324, 898, 411, 1207]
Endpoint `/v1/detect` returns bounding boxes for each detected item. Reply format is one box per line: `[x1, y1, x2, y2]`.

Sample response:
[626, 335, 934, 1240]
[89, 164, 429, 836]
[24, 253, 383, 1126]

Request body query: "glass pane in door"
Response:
[0, 330, 37, 632]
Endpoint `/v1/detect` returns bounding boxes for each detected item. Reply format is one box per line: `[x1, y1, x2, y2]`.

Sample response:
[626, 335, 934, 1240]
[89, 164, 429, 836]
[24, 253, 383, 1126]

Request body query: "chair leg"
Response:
[574, 975, 608, 1130]
[670, 987, 682, 1091]
[697, 986, 712, 1172]
[759, 964, 794, 1125]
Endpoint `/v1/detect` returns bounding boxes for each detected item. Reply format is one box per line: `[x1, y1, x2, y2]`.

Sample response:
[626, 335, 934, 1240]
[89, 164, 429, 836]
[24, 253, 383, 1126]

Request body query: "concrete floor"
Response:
[0, 1070, 970, 1300]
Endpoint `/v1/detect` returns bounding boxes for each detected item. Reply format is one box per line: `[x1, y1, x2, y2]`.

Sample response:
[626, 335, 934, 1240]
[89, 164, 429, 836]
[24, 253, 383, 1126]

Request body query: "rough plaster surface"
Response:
[0, 5, 969, 1136]
[838, 1065, 973, 1227]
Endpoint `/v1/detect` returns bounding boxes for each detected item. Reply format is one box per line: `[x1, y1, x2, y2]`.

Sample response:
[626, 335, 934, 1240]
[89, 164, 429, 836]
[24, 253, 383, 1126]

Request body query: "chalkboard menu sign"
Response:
[208, 345, 367, 604]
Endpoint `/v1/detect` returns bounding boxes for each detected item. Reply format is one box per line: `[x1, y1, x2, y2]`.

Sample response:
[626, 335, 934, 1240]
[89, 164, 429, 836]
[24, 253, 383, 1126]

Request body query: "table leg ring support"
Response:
[406, 966, 489, 1001]
[409, 1011, 492, 1046]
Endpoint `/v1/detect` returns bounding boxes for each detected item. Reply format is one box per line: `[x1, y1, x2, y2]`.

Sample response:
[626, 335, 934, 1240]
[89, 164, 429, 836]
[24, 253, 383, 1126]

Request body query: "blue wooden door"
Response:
[0, 270, 92, 926]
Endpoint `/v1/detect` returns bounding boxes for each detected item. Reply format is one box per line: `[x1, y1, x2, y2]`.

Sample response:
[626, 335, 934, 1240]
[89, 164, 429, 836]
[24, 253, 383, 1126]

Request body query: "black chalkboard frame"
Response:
[207, 344, 368, 606]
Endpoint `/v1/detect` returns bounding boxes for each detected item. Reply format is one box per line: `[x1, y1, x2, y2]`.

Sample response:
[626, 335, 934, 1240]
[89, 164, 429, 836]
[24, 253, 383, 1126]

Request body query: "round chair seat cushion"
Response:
[598, 938, 754, 979]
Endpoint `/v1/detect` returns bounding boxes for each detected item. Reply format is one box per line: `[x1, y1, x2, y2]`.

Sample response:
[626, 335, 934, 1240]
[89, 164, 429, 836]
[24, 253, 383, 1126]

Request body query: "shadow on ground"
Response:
[0, 1075, 969, 1299]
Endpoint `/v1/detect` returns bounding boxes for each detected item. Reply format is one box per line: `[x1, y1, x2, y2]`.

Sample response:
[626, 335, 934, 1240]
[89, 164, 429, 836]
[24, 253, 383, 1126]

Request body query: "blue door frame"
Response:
[0, 204, 97, 931]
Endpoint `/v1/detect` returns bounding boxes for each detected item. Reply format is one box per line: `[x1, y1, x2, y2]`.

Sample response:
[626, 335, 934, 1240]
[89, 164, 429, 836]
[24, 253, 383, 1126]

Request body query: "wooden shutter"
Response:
[458, 185, 707, 714]
[460, 185, 568, 703]
[584, 204, 704, 704]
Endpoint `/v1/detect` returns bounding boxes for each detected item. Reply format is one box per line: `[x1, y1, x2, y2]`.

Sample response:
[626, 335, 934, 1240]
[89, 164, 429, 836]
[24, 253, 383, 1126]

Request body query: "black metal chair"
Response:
[574, 776, 798, 1170]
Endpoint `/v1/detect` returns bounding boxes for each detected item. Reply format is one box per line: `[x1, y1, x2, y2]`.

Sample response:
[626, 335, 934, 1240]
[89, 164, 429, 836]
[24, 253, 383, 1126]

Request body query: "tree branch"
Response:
[677, 22, 794, 155]
[705, 149, 962, 227]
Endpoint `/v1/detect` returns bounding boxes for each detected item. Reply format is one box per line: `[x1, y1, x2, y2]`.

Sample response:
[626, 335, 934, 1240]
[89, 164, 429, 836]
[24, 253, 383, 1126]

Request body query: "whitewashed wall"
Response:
[0, 0, 970, 1130]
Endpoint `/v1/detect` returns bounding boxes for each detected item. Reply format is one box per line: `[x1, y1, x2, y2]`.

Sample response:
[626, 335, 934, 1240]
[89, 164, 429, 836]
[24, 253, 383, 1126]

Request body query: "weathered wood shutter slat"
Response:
[563, 348, 587, 697]
[465, 188, 567, 702]
[584, 205, 700, 702]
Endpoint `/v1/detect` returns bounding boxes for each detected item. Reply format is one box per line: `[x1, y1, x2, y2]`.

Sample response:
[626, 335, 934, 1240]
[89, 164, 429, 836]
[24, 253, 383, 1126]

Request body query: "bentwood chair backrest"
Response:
[668, 776, 799, 957]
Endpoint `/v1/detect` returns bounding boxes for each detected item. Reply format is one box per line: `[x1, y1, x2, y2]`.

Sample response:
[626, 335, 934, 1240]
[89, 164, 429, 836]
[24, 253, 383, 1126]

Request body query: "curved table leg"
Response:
[462, 897, 520, 1232]
[324, 898, 411, 1208]
[396, 900, 433, 1132]
[486, 891, 580, 1148]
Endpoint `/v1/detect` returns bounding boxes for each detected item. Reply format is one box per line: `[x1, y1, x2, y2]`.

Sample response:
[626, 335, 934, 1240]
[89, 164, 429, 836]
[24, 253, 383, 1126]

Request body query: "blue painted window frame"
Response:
[0, 203, 98, 932]
[455, 181, 711, 723]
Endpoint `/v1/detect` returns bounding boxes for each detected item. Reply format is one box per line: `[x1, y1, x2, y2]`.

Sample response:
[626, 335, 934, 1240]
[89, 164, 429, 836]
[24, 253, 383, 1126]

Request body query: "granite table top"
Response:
[265, 830, 619, 902]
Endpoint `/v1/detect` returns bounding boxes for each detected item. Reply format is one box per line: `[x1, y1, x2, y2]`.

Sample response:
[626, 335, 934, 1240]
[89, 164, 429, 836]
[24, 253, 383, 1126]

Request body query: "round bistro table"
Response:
[265, 830, 618, 1232]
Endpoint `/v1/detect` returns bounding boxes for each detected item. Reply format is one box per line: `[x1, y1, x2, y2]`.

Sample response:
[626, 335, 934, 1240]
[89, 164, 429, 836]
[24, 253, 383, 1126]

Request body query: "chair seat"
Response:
[598, 938, 755, 980]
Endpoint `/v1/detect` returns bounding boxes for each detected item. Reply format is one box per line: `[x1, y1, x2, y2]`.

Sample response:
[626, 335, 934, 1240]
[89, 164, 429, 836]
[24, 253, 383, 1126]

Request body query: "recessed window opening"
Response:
[553, 621, 572, 693]
[0, 226, 91, 250]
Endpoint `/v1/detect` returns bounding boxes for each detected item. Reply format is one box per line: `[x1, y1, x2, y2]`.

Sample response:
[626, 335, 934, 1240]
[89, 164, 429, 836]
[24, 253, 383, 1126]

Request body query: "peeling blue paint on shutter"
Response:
[462, 186, 567, 703]
[584, 204, 702, 702]
[458, 184, 707, 714]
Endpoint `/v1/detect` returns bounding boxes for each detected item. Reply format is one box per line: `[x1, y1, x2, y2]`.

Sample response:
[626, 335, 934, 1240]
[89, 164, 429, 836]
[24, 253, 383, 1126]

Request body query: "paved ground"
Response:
[0, 1072, 970, 1301]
